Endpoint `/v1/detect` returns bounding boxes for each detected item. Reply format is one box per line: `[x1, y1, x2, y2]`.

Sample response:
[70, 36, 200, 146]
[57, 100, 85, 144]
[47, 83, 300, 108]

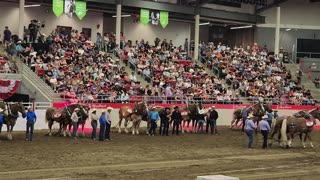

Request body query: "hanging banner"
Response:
[160, 11, 169, 28]
[0, 79, 21, 100]
[52, 0, 64, 17]
[75, 1, 87, 20]
[140, 9, 150, 25]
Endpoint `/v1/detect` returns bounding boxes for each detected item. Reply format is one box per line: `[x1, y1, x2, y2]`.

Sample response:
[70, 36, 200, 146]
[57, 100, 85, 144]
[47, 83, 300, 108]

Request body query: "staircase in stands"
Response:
[17, 56, 63, 102]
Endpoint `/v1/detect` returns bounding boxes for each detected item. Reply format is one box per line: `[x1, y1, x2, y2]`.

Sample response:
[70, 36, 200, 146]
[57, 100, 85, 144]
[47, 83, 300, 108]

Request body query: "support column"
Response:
[19, 0, 25, 40]
[115, 3, 122, 48]
[194, 14, 200, 62]
[274, 6, 280, 55]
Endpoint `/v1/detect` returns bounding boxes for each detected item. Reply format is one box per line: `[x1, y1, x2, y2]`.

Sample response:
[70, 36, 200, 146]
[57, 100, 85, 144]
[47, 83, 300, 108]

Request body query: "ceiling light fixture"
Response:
[230, 25, 253, 29]
[112, 14, 131, 18]
[199, 22, 210, 26]
[24, 4, 41, 8]
[285, 28, 291, 31]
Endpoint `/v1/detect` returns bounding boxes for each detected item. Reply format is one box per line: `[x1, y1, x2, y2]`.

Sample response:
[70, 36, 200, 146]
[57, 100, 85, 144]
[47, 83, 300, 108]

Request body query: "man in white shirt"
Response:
[129, 72, 137, 82]
[71, 108, 80, 139]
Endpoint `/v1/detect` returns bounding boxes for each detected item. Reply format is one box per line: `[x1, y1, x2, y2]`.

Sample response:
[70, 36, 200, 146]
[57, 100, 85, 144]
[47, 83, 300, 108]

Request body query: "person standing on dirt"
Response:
[242, 106, 252, 132]
[244, 117, 257, 148]
[99, 111, 107, 141]
[91, 109, 99, 140]
[71, 108, 80, 139]
[105, 107, 113, 141]
[26, 107, 37, 141]
[259, 119, 271, 149]
[148, 107, 160, 136]
[159, 107, 170, 136]
[171, 106, 182, 135]
[207, 106, 219, 135]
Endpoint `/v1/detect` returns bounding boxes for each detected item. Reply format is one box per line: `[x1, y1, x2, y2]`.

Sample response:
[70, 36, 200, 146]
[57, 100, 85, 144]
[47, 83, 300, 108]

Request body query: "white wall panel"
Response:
[122, 18, 191, 47]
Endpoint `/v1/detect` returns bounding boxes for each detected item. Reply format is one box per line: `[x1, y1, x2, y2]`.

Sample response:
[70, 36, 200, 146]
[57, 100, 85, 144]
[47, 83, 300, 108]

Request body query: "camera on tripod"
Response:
[29, 19, 45, 32]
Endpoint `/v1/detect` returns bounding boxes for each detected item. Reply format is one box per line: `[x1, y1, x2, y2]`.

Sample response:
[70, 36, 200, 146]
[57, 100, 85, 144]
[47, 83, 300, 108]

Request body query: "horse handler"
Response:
[26, 107, 37, 141]
[148, 107, 160, 136]
[99, 111, 106, 141]
[244, 117, 257, 148]
[71, 108, 80, 139]
[91, 109, 99, 140]
[105, 107, 113, 141]
[259, 119, 271, 149]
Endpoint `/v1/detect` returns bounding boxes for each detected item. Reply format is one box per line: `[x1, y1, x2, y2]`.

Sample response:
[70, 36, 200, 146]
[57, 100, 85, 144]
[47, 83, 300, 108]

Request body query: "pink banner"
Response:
[52, 102, 320, 110]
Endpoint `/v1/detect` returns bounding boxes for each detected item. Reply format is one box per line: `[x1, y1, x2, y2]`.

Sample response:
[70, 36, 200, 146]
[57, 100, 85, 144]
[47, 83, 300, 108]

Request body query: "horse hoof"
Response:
[303, 146, 306, 149]
[286, 145, 290, 149]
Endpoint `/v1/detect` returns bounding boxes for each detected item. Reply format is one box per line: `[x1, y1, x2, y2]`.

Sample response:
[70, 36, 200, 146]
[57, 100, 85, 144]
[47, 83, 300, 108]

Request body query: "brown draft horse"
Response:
[117, 101, 148, 135]
[45, 104, 90, 137]
[0, 102, 26, 140]
[275, 108, 320, 148]
[230, 102, 270, 129]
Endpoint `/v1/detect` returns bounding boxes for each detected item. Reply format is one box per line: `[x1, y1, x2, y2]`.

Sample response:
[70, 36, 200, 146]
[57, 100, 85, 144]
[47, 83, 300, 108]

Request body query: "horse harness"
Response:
[6, 103, 19, 119]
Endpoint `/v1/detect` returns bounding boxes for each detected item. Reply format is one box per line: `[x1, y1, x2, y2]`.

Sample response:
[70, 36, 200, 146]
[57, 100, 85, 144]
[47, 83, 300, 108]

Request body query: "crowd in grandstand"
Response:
[4, 26, 316, 105]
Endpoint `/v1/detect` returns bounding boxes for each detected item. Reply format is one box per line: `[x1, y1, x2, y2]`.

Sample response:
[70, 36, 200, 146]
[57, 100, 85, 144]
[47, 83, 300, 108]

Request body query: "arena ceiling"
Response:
[4, 0, 274, 25]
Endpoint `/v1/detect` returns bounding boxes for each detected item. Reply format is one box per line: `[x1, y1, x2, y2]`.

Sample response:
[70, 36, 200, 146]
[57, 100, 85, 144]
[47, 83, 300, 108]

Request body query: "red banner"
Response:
[52, 102, 320, 110]
[0, 79, 20, 100]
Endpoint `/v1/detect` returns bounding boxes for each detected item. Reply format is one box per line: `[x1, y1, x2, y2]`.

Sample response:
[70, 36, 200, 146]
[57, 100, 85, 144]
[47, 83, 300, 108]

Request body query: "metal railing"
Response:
[296, 52, 320, 59]
[61, 95, 319, 106]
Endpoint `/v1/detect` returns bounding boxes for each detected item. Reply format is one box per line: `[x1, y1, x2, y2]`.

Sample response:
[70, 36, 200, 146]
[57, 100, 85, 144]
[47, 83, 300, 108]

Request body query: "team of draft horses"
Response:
[0, 101, 319, 149]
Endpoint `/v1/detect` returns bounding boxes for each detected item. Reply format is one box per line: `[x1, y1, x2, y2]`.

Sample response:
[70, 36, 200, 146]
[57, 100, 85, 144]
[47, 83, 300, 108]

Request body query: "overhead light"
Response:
[24, 4, 41, 8]
[112, 15, 131, 18]
[285, 28, 291, 31]
[199, 22, 210, 26]
[230, 25, 253, 30]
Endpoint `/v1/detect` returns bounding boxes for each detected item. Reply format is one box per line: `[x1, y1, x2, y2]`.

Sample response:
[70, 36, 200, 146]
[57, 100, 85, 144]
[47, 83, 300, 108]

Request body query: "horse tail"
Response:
[45, 108, 53, 124]
[280, 118, 288, 147]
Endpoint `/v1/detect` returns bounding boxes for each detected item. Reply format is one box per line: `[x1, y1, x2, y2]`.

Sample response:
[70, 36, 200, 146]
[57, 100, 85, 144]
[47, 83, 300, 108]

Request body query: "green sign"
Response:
[52, 0, 64, 17]
[75, 1, 87, 20]
[160, 11, 169, 28]
[140, 9, 150, 25]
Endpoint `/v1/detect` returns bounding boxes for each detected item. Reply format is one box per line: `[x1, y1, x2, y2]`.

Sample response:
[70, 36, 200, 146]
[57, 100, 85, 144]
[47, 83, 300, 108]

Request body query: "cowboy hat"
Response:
[211, 106, 216, 109]
[74, 108, 80, 111]
[106, 107, 113, 111]
[0, 108, 3, 112]
[91, 108, 97, 113]
[174, 106, 179, 109]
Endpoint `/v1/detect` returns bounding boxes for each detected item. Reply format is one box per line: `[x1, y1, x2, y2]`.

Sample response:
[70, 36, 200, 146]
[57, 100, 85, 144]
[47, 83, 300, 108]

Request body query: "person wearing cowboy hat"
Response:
[0, 108, 4, 141]
[105, 107, 113, 141]
[171, 106, 182, 135]
[206, 106, 219, 135]
[148, 106, 160, 136]
[99, 110, 107, 141]
[159, 107, 170, 136]
[91, 109, 99, 140]
[71, 108, 80, 139]
[26, 107, 37, 141]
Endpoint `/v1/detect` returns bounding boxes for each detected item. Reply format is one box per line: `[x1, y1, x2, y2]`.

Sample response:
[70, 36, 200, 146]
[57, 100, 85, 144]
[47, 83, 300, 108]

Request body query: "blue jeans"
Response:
[99, 123, 106, 141]
[197, 120, 204, 133]
[72, 122, 78, 138]
[26, 121, 35, 141]
[245, 130, 254, 148]
[105, 123, 111, 140]
[91, 120, 97, 140]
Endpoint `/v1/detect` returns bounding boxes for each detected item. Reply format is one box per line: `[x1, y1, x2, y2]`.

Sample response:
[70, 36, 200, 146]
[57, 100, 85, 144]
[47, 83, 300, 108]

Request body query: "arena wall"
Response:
[10, 103, 320, 132]
[0, 1, 103, 43]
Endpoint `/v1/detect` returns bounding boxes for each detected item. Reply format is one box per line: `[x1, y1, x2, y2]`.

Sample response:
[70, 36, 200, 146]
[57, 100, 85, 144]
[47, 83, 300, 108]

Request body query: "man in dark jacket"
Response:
[159, 107, 170, 136]
[206, 106, 219, 135]
[171, 106, 182, 135]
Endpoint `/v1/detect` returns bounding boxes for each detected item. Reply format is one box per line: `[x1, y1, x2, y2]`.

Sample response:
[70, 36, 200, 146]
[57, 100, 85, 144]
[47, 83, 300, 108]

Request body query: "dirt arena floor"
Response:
[1, 127, 320, 180]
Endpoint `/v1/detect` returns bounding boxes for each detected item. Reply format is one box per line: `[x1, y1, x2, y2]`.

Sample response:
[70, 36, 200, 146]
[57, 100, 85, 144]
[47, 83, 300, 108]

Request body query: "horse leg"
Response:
[146, 120, 150, 135]
[82, 124, 85, 137]
[124, 119, 129, 134]
[299, 133, 304, 148]
[308, 133, 314, 148]
[302, 133, 307, 149]
[68, 124, 72, 137]
[136, 121, 141, 135]
[6, 125, 10, 140]
[181, 120, 185, 134]
[118, 115, 122, 133]
[47, 121, 53, 136]
[132, 121, 136, 135]
[10, 125, 14, 140]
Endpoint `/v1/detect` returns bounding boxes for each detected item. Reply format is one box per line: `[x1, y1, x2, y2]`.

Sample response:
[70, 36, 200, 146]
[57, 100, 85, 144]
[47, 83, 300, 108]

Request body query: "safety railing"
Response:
[61, 95, 319, 106]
